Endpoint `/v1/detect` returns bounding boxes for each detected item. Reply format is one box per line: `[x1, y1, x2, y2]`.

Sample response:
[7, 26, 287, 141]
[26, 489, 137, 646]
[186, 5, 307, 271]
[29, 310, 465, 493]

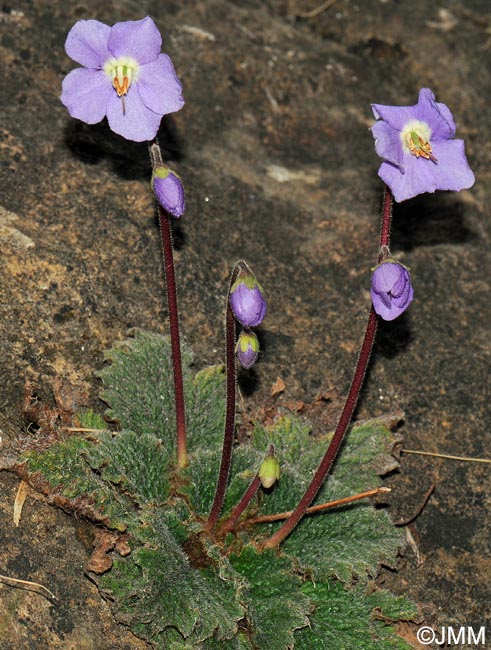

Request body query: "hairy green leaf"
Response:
[98, 331, 226, 462]
[19, 332, 413, 650]
[86, 429, 171, 504]
[229, 545, 312, 649]
[23, 434, 134, 531]
[295, 580, 417, 649]
[98, 510, 244, 646]
[243, 416, 404, 582]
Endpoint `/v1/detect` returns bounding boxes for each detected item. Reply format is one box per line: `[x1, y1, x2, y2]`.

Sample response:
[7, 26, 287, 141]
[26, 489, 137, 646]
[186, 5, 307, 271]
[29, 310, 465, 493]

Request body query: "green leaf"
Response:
[98, 331, 191, 452]
[243, 416, 404, 582]
[20, 332, 414, 650]
[295, 580, 417, 649]
[74, 408, 107, 429]
[23, 435, 134, 531]
[98, 331, 226, 461]
[179, 366, 228, 516]
[229, 545, 312, 649]
[202, 632, 254, 649]
[98, 509, 245, 647]
[186, 365, 227, 453]
[86, 429, 171, 504]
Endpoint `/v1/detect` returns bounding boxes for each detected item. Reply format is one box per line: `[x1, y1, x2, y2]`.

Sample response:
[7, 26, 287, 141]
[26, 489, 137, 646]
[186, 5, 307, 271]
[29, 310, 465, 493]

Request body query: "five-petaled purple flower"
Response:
[371, 88, 474, 202]
[152, 165, 185, 218]
[371, 260, 413, 321]
[230, 277, 267, 328]
[61, 17, 184, 142]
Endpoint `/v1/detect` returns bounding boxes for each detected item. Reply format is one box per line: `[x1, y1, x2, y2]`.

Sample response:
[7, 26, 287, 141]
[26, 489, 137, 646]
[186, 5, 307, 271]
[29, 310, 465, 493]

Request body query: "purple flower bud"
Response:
[230, 276, 267, 328]
[371, 260, 414, 321]
[236, 330, 260, 369]
[152, 165, 185, 218]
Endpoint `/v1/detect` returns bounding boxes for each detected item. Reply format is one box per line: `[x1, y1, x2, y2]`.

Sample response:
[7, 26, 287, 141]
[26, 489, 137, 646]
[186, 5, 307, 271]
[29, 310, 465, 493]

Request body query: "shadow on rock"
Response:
[62, 116, 185, 180]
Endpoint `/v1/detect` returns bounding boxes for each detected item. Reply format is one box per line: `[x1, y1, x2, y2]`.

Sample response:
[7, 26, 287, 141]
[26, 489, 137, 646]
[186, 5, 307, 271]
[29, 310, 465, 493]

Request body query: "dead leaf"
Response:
[13, 480, 29, 527]
[405, 525, 424, 566]
[271, 377, 285, 397]
[115, 535, 131, 557]
[426, 9, 458, 32]
[283, 400, 306, 413]
[86, 529, 119, 574]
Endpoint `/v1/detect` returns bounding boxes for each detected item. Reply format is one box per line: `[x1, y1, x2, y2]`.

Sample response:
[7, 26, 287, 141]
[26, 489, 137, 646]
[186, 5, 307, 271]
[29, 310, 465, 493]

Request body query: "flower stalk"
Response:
[217, 444, 275, 536]
[205, 262, 244, 530]
[262, 188, 394, 548]
[247, 486, 390, 526]
[379, 185, 392, 255]
[218, 475, 261, 536]
[149, 140, 188, 468]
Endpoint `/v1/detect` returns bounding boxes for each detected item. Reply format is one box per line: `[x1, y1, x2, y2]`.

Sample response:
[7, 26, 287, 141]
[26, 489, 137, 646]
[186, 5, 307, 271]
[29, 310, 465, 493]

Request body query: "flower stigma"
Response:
[400, 119, 437, 162]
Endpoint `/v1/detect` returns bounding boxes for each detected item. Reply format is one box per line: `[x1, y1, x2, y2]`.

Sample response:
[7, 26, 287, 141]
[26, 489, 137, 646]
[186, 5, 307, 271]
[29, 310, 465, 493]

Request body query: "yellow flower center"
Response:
[103, 56, 139, 97]
[400, 119, 437, 161]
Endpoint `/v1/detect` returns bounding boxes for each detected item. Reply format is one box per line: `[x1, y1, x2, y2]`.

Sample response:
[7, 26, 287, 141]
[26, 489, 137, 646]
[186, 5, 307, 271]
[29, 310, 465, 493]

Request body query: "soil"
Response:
[1, 0, 490, 648]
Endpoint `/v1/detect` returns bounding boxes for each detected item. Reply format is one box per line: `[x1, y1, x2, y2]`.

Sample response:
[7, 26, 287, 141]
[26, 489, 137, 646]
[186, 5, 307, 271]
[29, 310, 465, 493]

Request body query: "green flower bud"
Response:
[259, 455, 280, 489]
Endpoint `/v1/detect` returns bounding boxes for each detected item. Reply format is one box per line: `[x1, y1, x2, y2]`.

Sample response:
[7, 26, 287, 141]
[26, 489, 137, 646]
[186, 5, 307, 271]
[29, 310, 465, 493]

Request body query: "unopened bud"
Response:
[236, 330, 260, 369]
[229, 271, 267, 328]
[259, 455, 280, 489]
[152, 165, 185, 218]
[371, 259, 413, 321]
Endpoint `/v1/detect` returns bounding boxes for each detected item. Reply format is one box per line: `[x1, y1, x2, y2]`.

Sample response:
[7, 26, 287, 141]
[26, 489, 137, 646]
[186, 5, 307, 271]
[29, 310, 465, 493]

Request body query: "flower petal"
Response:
[61, 68, 112, 124]
[393, 281, 413, 308]
[65, 20, 111, 69]
[372, 290, 392, 313]
[106, 87, 162, 141]
[108, 17, 161, 65]
[377, 137, 475, 202]
[371, 100, 418, 132]
[377, 158, 429, 202]
[371, 262, 402, 293]
[371, 120, 404, 169]
[230, 282, 267, 328]
[415, 88, 455, 140]
[430, 139, 475, 191]
[137, 55, 185, 115]
[371, 262, 413, 321]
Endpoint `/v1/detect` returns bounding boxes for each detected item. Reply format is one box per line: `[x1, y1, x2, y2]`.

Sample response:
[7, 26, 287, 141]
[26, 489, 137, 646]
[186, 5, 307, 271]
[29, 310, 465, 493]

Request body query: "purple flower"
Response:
[152, 165, 185, 217]
[371, 88, 474, 202]
[236, 330, 260, 369]
[230, 276, 267, 328]
[371, 260, 413, 321]
[60, 17, 184, 142]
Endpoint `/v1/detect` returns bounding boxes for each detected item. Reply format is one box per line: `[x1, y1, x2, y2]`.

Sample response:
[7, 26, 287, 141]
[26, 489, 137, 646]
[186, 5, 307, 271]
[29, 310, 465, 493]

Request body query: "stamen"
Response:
[406, 131, 438, 162]
[103, 56, 139, 115]
[113, 75, 130, 97]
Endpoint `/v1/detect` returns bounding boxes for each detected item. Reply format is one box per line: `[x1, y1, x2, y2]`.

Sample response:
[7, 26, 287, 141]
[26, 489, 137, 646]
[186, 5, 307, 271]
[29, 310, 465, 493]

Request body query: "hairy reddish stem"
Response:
[379, 185, 393, 253]
[149, 139, 188, 469]
[205, 262, 245, 530]
[262, 187, 393, 548]
[218, 475, 262, 536]
[217, 443, 275, 535]
[158, 209, 188, 468]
